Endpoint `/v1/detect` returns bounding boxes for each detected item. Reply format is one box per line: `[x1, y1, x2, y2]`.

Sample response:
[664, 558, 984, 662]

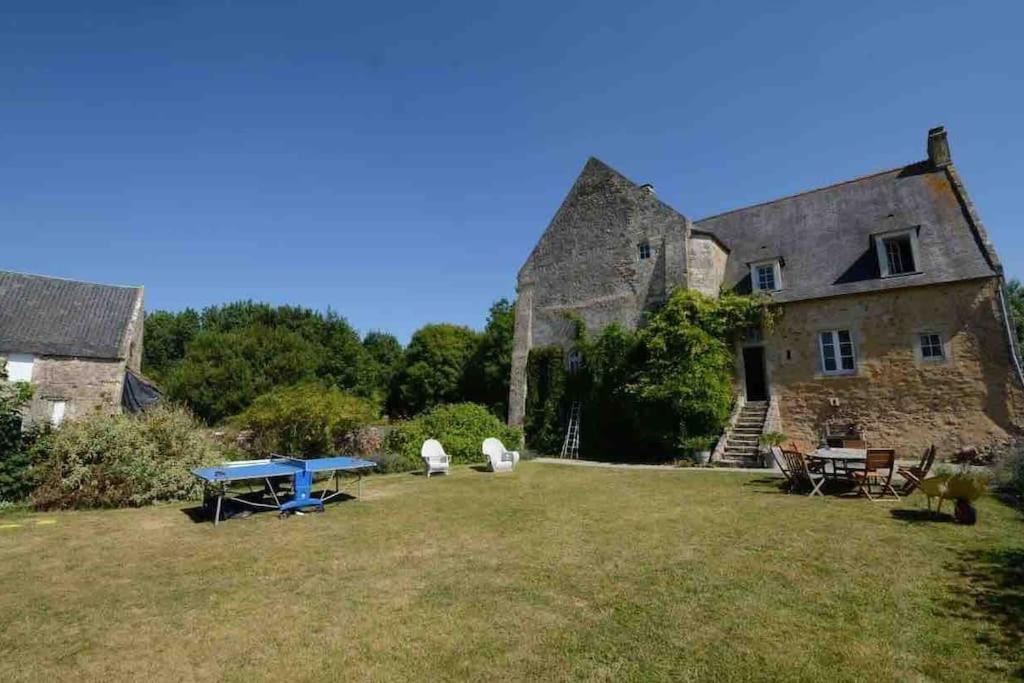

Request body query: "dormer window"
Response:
[750, 259, 782, 293]
[874, 228, 921, 277]
[638, 242, 652, 260]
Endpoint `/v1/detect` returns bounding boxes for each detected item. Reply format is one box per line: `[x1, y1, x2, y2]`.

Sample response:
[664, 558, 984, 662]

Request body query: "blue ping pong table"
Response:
[192, 455, 376, 525]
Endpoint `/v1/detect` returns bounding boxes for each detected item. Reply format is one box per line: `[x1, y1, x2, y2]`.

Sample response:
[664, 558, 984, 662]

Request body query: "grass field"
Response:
[1, 463, 1022, 681]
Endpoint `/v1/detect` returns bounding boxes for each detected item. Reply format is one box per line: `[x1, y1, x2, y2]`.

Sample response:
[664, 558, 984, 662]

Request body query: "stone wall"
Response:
[123, 290, 145, 373]
[687, 234, 728, 298]
[22, 356, 126, 424]
[760, 277, 1023, 456]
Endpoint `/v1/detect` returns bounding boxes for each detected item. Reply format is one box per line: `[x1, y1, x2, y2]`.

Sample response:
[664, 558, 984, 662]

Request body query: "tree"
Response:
[630, 290, 774, 452]
[164, 326, 321, 423]
[1006, 279, 1024, 359]
[389, 324, 480, 416]
[362, 331, 404, 399]
[464, 299, 515, 419]
[142, 309, 200, 381]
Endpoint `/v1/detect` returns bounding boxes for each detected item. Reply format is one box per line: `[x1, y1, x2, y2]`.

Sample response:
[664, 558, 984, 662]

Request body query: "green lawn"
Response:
[1, 463, 1021, 681]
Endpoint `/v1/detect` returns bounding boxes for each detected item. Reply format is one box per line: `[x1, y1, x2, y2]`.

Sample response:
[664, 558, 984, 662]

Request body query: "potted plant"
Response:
[680, 435, 716, 466]
[758, 432, 787, 466]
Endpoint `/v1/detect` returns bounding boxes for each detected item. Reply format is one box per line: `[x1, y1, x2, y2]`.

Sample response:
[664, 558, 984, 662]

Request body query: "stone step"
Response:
[732, 426, 763, 434]
[716, 456, 761, 468]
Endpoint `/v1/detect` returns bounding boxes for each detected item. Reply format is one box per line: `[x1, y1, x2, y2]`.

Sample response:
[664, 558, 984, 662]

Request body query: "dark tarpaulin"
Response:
[122, 370, 162, 413]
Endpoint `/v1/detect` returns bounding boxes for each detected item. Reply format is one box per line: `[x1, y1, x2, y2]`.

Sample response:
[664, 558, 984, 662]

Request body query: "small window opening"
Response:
[567, 350, 583, 374]
[638, 242, 651, 260]
[919, 333, 944, 361]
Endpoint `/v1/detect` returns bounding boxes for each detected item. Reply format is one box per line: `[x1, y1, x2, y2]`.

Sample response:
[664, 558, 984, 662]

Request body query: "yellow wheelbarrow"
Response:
[918, 473, 988, 525]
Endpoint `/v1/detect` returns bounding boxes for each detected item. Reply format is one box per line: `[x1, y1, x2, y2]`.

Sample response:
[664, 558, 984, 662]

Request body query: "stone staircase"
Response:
[718, 400, 768, 467]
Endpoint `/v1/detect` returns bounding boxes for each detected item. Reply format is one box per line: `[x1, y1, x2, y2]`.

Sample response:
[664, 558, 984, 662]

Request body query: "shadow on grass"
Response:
[944, 547, 1024, 678]
[889, 508, 956, 524]
[180, 490, 357, 524]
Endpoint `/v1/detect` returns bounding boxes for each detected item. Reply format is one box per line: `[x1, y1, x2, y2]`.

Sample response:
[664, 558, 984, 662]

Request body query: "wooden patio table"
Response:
[808, 447, 867, 480]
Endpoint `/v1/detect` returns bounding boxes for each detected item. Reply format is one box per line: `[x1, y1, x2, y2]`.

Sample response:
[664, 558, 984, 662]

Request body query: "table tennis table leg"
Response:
[214, 491, 223, 526]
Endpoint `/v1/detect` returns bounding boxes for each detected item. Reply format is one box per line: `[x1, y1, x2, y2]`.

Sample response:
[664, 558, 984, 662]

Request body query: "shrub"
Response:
[997, 442, 1024, 508]
[385, 403, 523, 472]
[233, 383, 380, 457]
[32, 405, 222, 509]
[0, 380, 47, 503]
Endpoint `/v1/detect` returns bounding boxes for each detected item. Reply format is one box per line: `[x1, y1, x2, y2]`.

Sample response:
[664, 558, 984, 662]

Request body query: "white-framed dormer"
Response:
[750, 258, 783, 294]
[874, 227, 922, 278]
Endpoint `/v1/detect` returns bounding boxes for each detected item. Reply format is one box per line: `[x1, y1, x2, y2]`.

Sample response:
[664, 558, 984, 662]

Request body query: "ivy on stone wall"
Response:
[524, 289, 777, 462]
[524, 346, 568, 454]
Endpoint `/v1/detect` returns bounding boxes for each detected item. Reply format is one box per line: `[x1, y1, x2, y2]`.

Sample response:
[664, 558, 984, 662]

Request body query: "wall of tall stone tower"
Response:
[508, 158, 691, 428]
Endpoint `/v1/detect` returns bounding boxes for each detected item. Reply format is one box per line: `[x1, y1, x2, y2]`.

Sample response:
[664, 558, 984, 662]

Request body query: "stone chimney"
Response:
[927, 126, 951, 168]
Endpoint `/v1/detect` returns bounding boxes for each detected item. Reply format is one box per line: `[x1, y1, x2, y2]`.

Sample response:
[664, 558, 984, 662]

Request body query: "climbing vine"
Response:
[524, 289, 777, 461]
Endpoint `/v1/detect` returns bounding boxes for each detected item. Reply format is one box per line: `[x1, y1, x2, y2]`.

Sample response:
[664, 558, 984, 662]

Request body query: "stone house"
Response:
[508, 127, 1024, 461]
[0, 270, 154, 426]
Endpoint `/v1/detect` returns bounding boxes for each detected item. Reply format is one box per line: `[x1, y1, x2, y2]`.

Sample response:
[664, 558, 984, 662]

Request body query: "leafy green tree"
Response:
[142, 309, 200, 381]
[389, 324, 480, 417]
[362, 331, 404, 398]
[464, 299, 515, 419]
[164, 326, 321, 423]
[1006, 279, 1024, 359]
[631, 290, 773, 453]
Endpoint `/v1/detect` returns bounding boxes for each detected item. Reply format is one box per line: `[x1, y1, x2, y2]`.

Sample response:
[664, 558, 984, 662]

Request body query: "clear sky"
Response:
[3, 1, 1022, 342]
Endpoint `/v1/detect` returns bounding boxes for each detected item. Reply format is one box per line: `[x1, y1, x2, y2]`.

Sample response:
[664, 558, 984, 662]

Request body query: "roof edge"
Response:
[0, 268, 143, 291]
[942, 164, 1002, 275]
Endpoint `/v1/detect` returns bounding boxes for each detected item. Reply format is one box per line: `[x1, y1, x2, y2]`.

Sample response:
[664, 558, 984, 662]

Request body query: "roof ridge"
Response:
[693, 161, 924, 224]
[584, 156, 689, 222]
[0, 268, 142, 290]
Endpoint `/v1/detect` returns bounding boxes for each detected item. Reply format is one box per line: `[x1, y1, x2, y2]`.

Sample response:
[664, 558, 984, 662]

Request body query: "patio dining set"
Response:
[771, 437, 937, 501]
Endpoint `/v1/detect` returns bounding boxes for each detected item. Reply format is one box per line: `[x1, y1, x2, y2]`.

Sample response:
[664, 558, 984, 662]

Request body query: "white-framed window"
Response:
[819, 329, 857, 375]
[750, 259, 782, 293]
[874, 228, 921, 277]
[638, 241, 652, 260]
[4, 353, 35, 383]
[918, 332, 945, 362]
[50, 400, 67, 428]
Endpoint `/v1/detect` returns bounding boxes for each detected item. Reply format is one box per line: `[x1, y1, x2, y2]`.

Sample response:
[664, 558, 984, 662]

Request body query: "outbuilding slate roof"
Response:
[693, 161, 998, 303]
[0, 271, 142, 359]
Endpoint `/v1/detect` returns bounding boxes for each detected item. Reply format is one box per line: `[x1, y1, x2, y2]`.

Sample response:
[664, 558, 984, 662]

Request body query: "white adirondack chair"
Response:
[421, 439, 450, 478]
[482, 438, 519, 472]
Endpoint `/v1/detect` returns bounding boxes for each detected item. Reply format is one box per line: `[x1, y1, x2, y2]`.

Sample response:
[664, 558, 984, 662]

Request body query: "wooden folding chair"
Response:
[851, 448, 900, 501]
[771, 446, 794, 490]
[783, 448, 826, 497]
[897, 445, 936, 495]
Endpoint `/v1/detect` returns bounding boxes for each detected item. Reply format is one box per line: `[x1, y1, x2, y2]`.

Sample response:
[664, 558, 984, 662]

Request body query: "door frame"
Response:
[740, 343, 770, 401]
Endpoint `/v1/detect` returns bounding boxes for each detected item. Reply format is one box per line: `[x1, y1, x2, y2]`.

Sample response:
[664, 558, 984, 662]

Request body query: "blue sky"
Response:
[3, 1, 1022, 342]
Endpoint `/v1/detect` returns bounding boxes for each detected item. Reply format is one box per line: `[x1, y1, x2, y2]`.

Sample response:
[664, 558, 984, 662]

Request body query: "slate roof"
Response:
[693, 160, 998, 303]
[0, 271, 142, 359]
